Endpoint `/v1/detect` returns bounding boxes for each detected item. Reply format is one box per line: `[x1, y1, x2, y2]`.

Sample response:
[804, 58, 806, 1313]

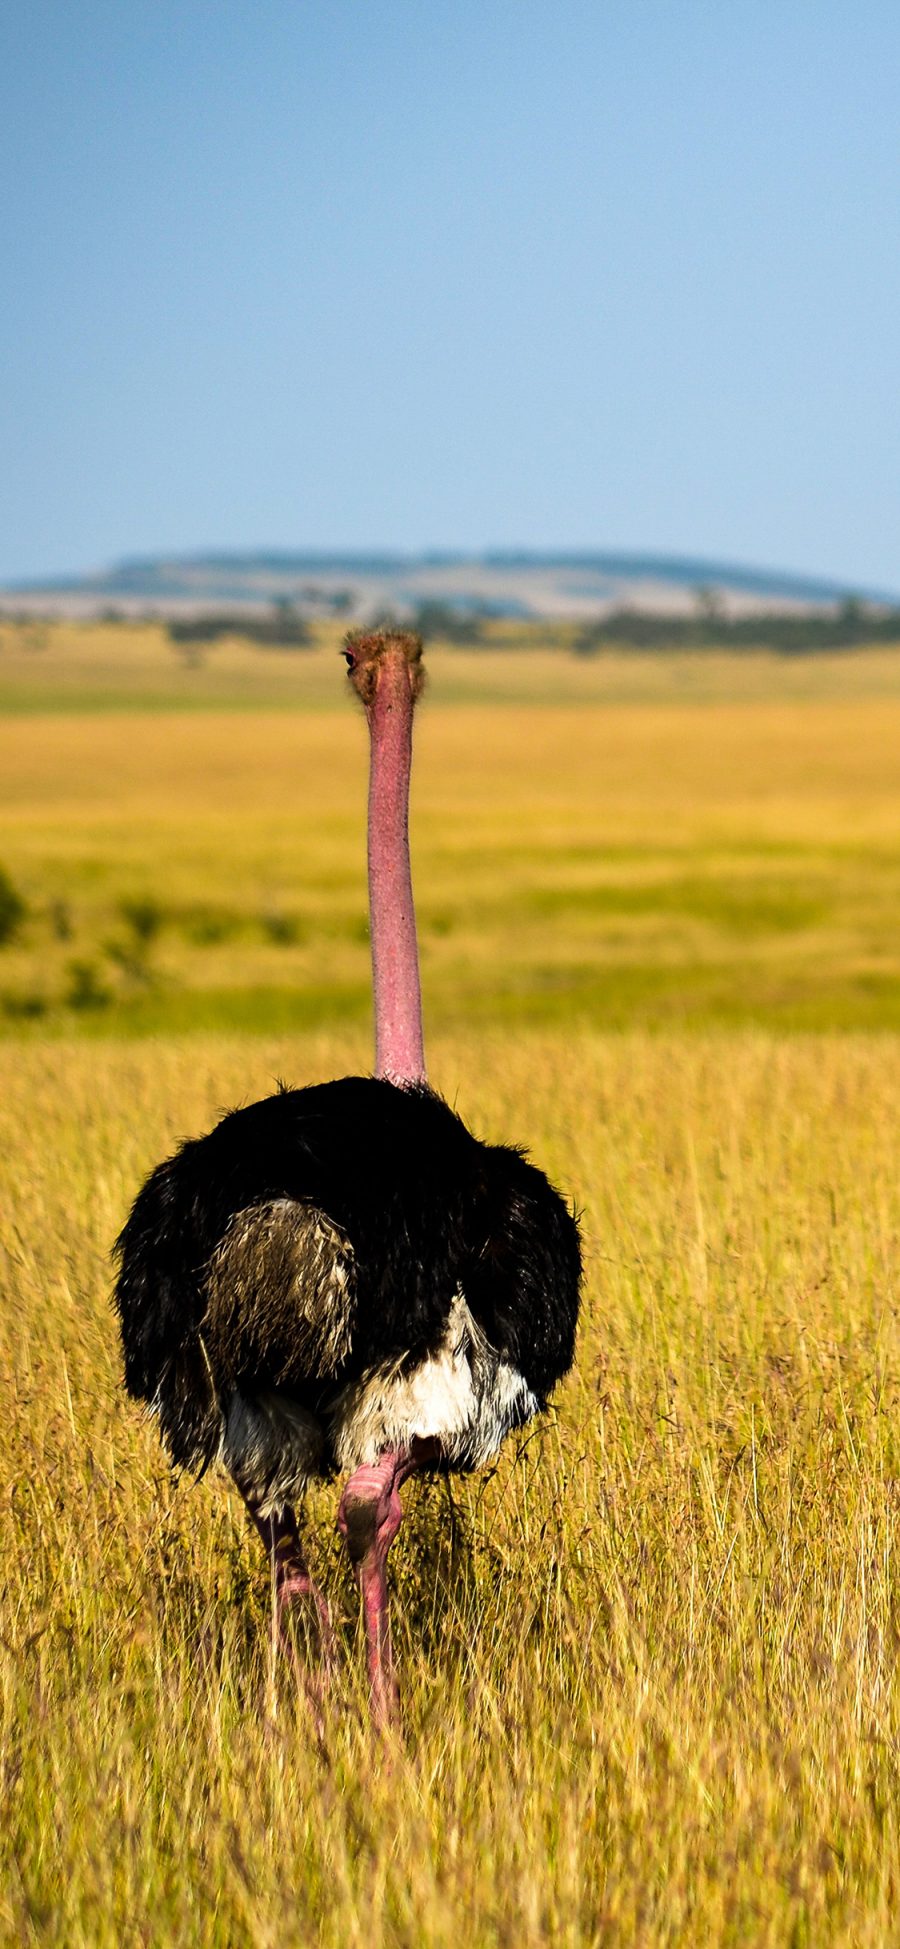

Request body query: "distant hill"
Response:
[3, 545, 896, 619]
[2, 550, 894, 621]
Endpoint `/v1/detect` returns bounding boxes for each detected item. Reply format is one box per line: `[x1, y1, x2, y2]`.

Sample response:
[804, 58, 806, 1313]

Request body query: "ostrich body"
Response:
[114, 632, 582, 1721]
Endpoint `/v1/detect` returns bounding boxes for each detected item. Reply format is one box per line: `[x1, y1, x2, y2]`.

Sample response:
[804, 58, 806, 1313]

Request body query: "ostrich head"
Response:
[344, 631, 427, 1088]
[343, 629, 425, 711]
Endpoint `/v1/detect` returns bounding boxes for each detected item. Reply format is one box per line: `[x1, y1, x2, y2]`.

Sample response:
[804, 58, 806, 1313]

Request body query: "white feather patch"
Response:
[222, 1292, 540, 1511]
[328, 1289, 539, 1473]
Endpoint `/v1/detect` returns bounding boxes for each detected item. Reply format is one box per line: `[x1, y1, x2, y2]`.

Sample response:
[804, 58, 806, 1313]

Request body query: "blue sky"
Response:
[2, 1, 898, 588]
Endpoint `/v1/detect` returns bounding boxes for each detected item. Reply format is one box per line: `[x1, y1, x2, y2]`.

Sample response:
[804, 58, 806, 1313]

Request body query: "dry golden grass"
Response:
[2, 1031, 900, 1945]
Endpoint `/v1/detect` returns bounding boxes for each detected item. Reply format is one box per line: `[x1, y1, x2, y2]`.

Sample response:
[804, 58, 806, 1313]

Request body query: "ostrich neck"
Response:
[367, 658, 426, 1085]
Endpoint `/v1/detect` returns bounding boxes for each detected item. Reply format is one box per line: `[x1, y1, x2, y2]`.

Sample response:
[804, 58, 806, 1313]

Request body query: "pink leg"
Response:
[243, 1497, 333, 1659]
[336, 1441, 434, 1728]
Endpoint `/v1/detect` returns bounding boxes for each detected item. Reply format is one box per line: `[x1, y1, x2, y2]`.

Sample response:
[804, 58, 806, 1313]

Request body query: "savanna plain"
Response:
[2, 621, 900, 1946]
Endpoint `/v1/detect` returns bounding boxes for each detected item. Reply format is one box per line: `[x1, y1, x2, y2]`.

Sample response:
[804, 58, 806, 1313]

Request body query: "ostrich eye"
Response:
[343, 651, 356, 670]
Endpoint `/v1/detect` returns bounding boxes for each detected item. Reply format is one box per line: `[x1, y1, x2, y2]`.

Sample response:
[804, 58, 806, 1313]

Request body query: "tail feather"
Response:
[203, 1199, 356, 1386]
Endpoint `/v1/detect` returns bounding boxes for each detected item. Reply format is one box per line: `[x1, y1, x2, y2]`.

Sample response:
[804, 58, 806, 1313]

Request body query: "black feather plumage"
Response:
[114, 1076, 582, 1479]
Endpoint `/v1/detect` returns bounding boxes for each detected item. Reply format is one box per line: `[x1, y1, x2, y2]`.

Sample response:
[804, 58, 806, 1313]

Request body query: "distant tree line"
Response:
[355, 594, 900, 653]
[167, 603, 312, 649]
[25, 590, 893, 657]
[572, 597, 900, 656]
[167, 601, 493, 652]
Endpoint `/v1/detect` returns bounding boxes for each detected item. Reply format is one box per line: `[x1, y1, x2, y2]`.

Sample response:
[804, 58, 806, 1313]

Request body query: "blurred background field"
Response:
[1, 625, 899, 1039]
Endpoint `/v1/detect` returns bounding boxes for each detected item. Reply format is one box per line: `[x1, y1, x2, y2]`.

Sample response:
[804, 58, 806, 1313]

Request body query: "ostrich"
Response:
[114, 630, 582, 1723]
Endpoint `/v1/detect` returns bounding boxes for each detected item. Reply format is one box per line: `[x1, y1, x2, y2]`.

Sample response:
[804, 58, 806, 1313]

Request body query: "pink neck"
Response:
[366, 652, 426, 1085]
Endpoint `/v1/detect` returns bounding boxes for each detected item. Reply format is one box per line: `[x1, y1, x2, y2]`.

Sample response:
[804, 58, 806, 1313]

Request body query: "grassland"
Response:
[1, 626, 900, 1944]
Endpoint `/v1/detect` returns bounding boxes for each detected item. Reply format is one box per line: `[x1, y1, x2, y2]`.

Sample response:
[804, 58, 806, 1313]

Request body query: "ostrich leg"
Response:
[337, 1442, 434, 1726]
[243, 1496, 334, 1658]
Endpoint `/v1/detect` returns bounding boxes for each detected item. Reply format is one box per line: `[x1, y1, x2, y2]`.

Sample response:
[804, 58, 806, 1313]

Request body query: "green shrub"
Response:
[66, 960, 110, 1010]
[0, 867, 25, 946]
[119, 896, 164, 944]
